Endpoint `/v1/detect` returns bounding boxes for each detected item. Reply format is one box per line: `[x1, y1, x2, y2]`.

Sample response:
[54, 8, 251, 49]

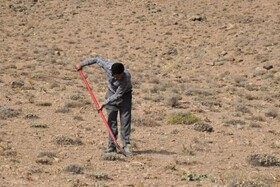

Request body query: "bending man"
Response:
[76, 56, 133, 156]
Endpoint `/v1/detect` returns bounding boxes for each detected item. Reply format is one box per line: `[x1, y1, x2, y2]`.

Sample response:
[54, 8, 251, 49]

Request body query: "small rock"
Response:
[36, 157, 53, 165]
[25, 113, 39, 119]
[274, 72, 280, 80]
[0, 146, 4, 156]
[189, 15, 206, 21]
[253, 67, 266, 76]
[11, 80, 24, 88]
[263, 64, 273, 70]
[166, 48, 178, 55]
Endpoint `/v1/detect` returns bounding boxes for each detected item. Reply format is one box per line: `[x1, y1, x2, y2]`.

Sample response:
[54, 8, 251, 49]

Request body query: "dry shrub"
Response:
[143, 93, 164, 102]
[165, 95, 182, 108]
[233, 76, 247, 87]
[175, 158, 199, 166]
[271, 141, 280, 149]
[235, 104, 251, 114]
[69, 92, 84, 101]
[88, 172, 109, 180]
[231, 180, 272, 187]
[37, 151, 57, 158]
[55, 106, 70, 113]
[64, 102, 83, 108]
[30, 123, 48, 128]
[224, 119, 246, 127]
[101, 152, 123, 161]
[73, 116, 84, 121]
[182, 144, 195, 156]
[248, 115, 265, 122]
[164, 163, 177, 171]
[263, 107, 279, 118]
[186, 88, 214, 96]
[25, 113, 39, 119]
[64, 164, 83, 174]
[35, 101, 52, 107]
[133, 117, 161, 127]
[0, 107, 21, 120]
[247, 154, 280, 167]
[181, 172, 208, 181]
[55, 135, 83, 146]
[36, 157, 53, 165]
[194, 122, 214, 132]
[248, 123, 261, 128]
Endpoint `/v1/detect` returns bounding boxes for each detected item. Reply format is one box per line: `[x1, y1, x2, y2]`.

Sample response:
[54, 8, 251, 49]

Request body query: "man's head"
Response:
[111, 63, 125, 81]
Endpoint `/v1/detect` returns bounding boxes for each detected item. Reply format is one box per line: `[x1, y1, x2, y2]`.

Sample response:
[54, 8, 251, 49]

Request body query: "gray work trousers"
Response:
[105, 90, 132, 148]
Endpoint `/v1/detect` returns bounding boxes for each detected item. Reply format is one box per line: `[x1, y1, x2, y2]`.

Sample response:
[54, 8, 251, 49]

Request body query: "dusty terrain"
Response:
[1, 0, 280, 186]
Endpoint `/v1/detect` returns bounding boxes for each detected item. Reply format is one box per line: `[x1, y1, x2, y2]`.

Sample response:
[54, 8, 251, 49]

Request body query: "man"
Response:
[75, 56, 133, 156]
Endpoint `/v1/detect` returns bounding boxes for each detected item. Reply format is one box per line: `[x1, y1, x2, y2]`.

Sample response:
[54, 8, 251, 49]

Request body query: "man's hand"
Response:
[98, 104, 105, 112]
[75, 63, 82, 71]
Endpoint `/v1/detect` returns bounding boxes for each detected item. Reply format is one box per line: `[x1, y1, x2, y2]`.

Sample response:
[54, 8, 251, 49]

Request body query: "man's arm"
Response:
[76, 56, 110, 71]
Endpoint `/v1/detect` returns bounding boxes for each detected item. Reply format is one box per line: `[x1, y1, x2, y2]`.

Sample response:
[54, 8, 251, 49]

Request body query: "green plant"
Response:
[165, 112, 200, 125]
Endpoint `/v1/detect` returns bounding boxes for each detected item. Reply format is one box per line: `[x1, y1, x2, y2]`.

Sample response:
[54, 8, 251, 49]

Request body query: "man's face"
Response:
[113, 73, 123, 81]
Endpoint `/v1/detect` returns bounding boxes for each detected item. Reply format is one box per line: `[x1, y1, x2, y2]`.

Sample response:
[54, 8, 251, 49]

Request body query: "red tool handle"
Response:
[79, 70, 125, 155]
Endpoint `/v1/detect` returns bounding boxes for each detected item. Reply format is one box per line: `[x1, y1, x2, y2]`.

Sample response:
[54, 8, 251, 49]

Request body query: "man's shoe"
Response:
[103, 147, 116, 153]
[123, 144, 133, 156]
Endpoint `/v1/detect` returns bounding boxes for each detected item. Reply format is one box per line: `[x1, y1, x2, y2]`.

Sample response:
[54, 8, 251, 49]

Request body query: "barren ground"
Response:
[1, 0, 280, 186]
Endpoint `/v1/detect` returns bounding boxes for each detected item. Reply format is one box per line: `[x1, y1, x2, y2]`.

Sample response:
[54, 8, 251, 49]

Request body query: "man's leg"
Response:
[105, 105, 118, 151]
[119, 92, 132, 148]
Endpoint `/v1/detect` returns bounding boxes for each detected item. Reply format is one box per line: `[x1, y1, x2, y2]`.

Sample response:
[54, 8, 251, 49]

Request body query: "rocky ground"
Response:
[1, 0, 280, 186]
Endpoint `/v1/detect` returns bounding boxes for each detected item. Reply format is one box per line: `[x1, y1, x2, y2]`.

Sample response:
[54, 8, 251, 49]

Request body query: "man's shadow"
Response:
[133, 149, 176, 155]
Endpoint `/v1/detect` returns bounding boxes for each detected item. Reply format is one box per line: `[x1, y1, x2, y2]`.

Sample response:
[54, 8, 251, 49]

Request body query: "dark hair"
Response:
[111, 63, 124, 75]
